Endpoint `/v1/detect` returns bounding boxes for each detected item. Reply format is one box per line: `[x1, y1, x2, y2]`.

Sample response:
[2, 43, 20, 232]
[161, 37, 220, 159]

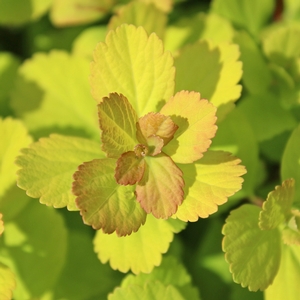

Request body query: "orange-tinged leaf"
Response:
[160, 91, 217, 164]
[98, 93, 138, 158]
[115, 151, 146, 185]
[146, 135, 164, 156]
[73, 158, 146, 236]
[135, 154, 184, 219]
[175, 150, 246, 221]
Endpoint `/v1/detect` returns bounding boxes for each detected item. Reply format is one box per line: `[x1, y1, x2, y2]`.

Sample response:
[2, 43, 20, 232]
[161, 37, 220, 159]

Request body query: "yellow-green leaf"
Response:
[160, 91, 217, 164]
[175, 150, 246, 221]
[73, 158, 146, 236]
[0, 213, 3, 236]
[0, 263, 16, 300]
[90, 24, 175, 116]
[282, 227, 300, 245]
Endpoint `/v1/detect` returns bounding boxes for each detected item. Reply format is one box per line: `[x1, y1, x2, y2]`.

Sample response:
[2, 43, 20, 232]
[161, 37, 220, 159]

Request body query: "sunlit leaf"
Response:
[222, 204, 281, 291]
[175, 150, 246, 221]
[98, 93, 138, 158]
[259, 179, 295, 230]
[282, 227, 300, 245]
[108, 1, 167, 39]
[16, 134, 104, 210]
[90, 24, 175, 116]
[0, 118, 32, 198]
[138, 0, 173, 13]
[94, 215, 184, 274]
[136, 154, 184, 219]
[73, 158, 146, 236]
[174, 41, 242, 107]
[0, 263, 16, 300]
[160, 91, 217, 164]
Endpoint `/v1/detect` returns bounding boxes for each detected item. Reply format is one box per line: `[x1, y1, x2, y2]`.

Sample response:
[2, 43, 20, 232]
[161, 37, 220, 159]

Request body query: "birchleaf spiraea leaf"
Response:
[160, 91, 217, 164]
[16, 134, 104, 210]
[175, 151, 246, 221]
[115, 151, 146, 185]
[94, 215, 184, 274]
[259, 179, 295, 230]
[0, 263, 16, 300]
[73, 158, 146, 236]
[222, 204, 281, 291]
[90, 24, 175, 116]
[135, 154, 184, 219]
[136, 112, 178, 147]
[98, 93, 138, 158]
[282, 227, 300, 245]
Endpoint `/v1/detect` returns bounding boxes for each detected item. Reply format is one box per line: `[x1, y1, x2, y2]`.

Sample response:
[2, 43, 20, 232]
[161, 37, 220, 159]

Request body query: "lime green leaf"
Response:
[108, 2, 167, 39]
[50, 0, 112, 27]
[222, 204, 281, 291]
[0, 214, 3, 236]
[109, 280, 185, 300]
[0, 118, 32, 198]
[73, 158, 146, 236]
[259, 179, 295, 230]
[94, 214, 182, 274]
[90, 24, 175, 116]
[0, 263, 16, 300]
[265, 244, 300, 300]
[115, 152, 146, 185]
[281, 125, 300, 206]
[282, 227, 300, 245]
[16, 134, 104, 210]
[283, 0, 300, 21]
[139, 0, 173, 13]
[175, 150, 246, 221]
[211, 0, 275, 36]
[160, 91, 217, 164]
[98, 93, 138, 158]
[10, 51, 99, 139]
[174, 41, 242, 107]
[136, 154, 184, 219]
[137, 112, 178, 147]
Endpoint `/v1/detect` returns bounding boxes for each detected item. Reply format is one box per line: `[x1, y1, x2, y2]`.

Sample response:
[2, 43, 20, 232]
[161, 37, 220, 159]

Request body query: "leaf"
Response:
[259, 179, 295, 230]
[222, 204, 281, 291]
[10, 51, 99, 139]
[136, 112, 178, 147]
[73, 158, 146, 236]
[115, 151, 146, 185]
[281, 227, 300, 245]
[0, 263, 16, 300]
[265, 244, 300, 300]
[175, 150, 246, 221]
[98, 93, 138, 158]
[174, 41, 242, 107]
[281, 125, 300, 207]
[16, 134, 104, 210]
[0, 118, 32, 198]
[135, 154, 184, 219]
[0, 214, 3, 236]
[160, 91, 217, 164]
[94, 215, 183, 274]
[139, 0, 173, 13]
[90, 24, 175, 116]
[108, 1, 167, 39]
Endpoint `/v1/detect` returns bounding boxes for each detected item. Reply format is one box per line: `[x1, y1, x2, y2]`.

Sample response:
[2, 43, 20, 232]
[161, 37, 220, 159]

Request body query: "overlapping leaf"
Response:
[175, 150, 246, 221]
[16, 134, 104, 210]
[222, 204, 281, 291]
[0, 263, 16, 300]
[94, 215, 185, 274]
[174, 41, 242, 107]
[73, 158, 146, 236]
[0, 118, 32, 198]
[160, 91, 217, 163]
[259, 179, 295, 230]
[90, 24, 175, 116]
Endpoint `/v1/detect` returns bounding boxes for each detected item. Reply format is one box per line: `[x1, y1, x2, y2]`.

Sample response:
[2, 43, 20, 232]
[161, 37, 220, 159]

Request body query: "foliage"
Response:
[1, 0, 300, 299]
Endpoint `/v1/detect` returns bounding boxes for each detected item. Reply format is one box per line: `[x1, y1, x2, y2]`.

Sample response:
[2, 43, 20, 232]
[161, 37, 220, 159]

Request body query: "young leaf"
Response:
[90, 24, 175, 116]
[175, 151, 246, 221]
[135, 154, 184, 219]
[174, 41, 242, 107]
[0, 263, 16, 300]
[222, 204, 281, 291]
[0, 118, 32, 198]
[16, 134, 104, 210]
[160, 91, 217, 164]
[259, 179, 295, 230]
[73, 158, 146, 236]
[98, 93, 138, 158]
[94, 215, 184, 274]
